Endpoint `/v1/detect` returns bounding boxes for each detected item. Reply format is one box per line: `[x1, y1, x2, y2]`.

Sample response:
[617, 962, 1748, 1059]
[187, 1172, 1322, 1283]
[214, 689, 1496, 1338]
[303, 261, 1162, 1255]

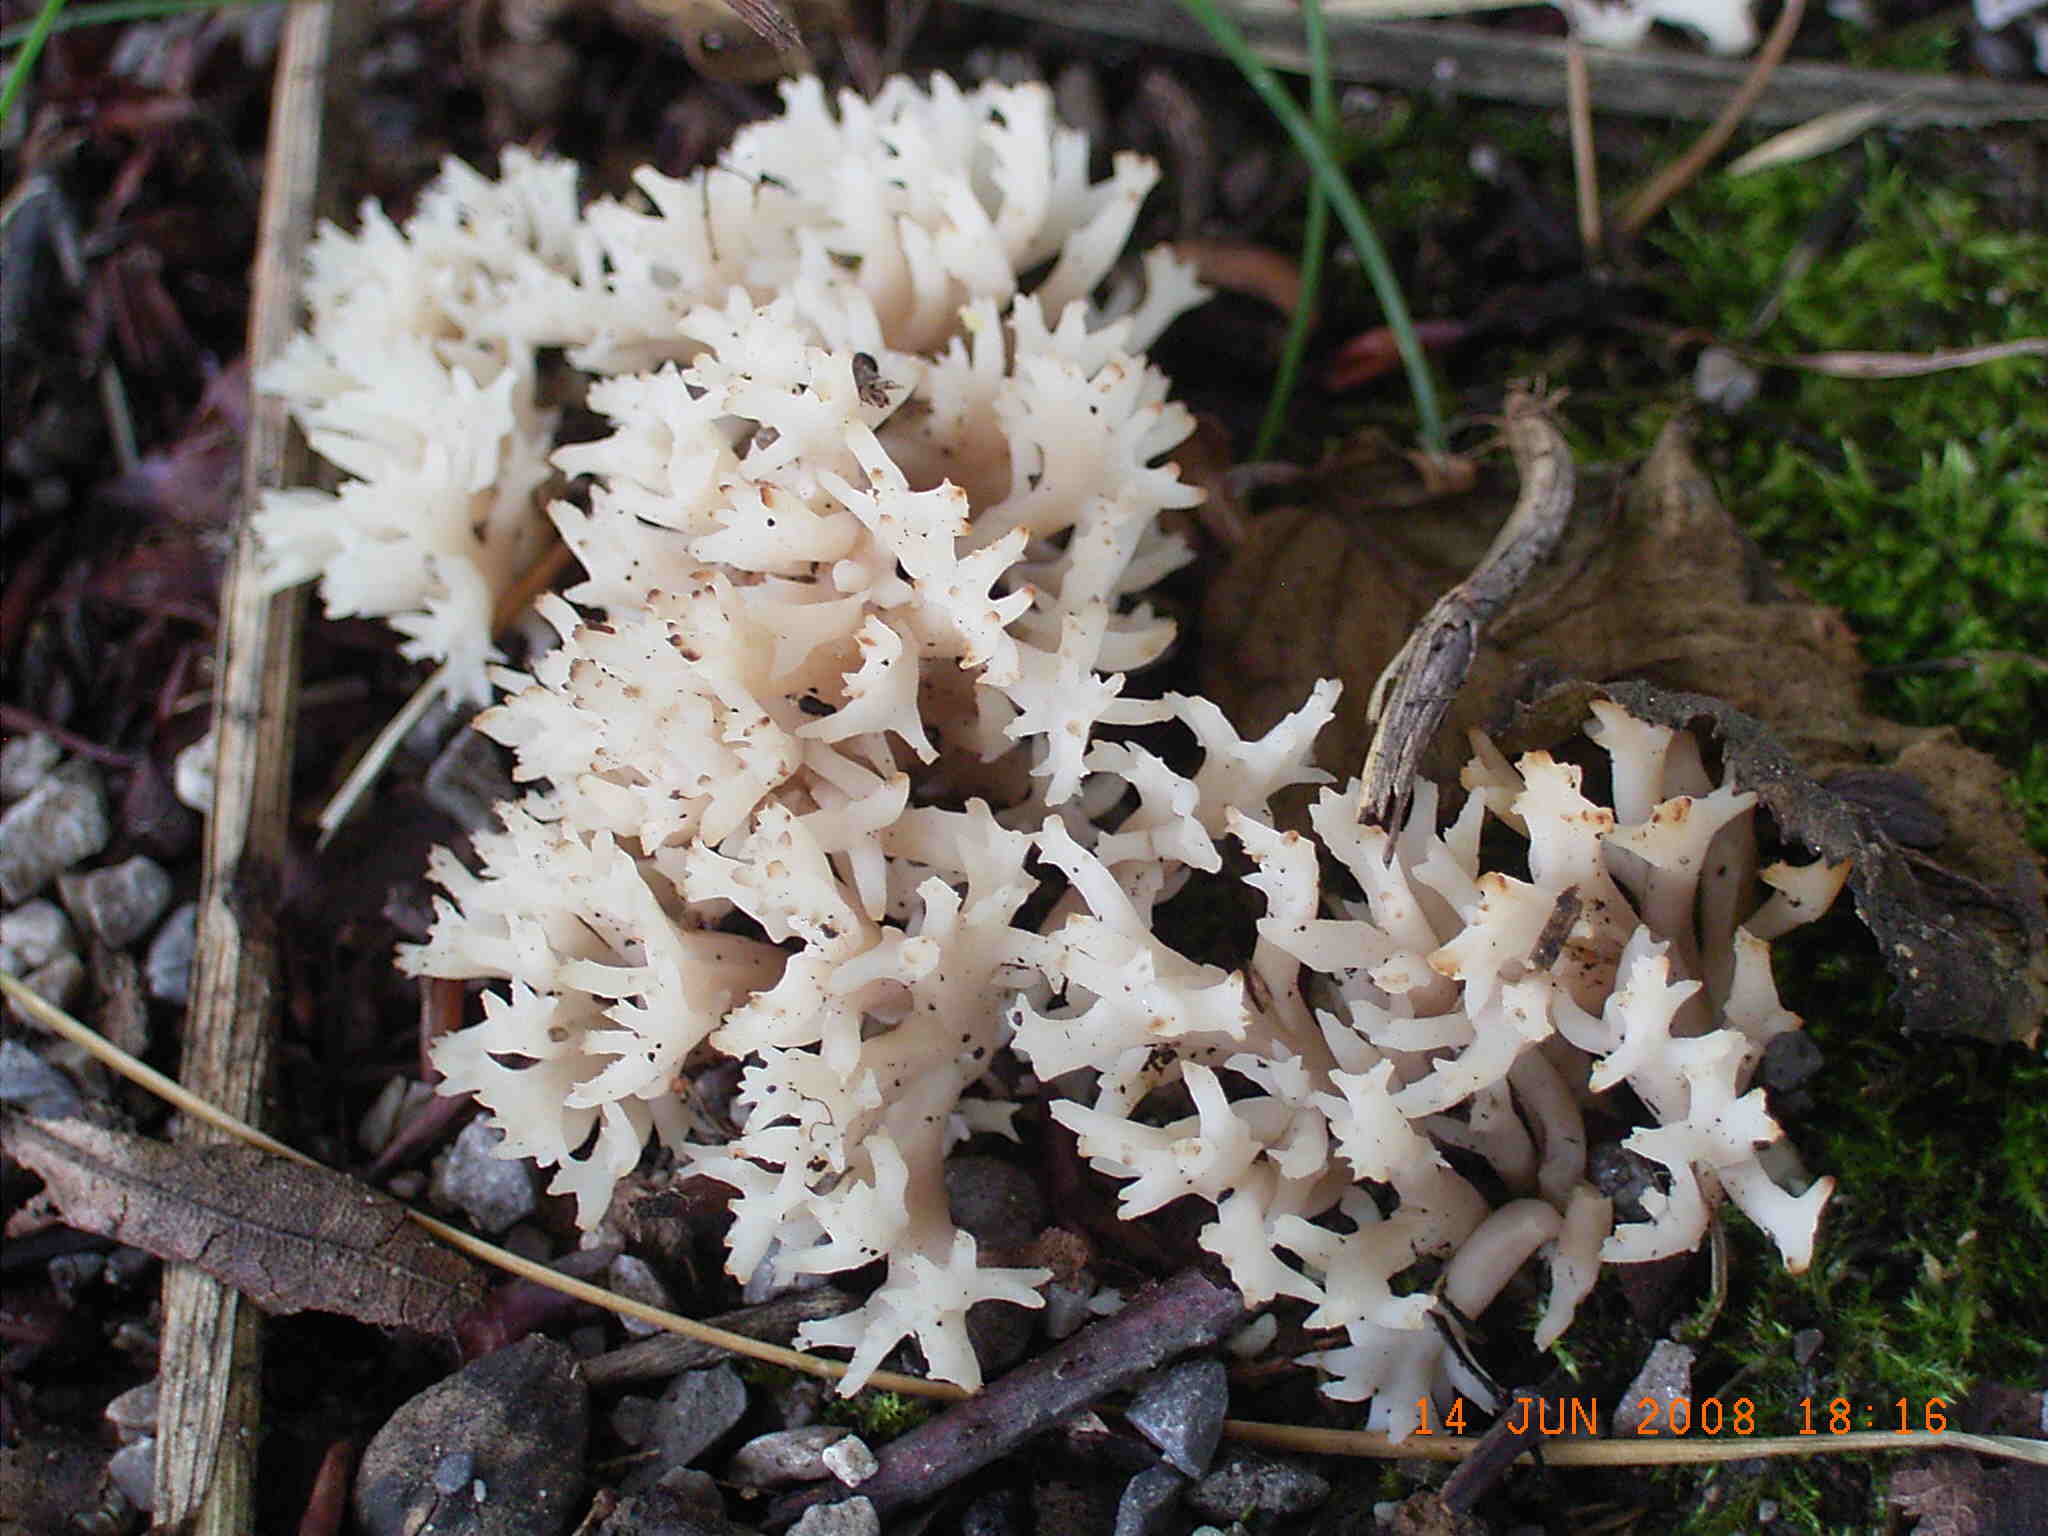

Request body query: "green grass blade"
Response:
[1, 0, 69, 125]
[1176, 0, 1446, 454]
[1252, 0, 1334, 459]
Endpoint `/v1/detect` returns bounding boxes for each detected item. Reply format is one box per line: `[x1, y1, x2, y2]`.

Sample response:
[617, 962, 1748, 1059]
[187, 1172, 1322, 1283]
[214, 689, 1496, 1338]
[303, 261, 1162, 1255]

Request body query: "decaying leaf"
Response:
[1203, 412, 2044, 1042]
[614, 0, 850, 82]
[2, 1114, 484, 1332]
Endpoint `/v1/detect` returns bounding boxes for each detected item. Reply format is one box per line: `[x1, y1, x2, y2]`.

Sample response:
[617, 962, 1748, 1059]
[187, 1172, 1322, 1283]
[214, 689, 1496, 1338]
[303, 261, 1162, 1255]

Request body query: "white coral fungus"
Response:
[274, 75, 1842, 1419]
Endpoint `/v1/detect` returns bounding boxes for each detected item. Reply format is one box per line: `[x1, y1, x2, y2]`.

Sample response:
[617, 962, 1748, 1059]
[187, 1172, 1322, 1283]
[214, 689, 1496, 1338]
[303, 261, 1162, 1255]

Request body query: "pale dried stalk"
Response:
[154, 4, 349, 1529]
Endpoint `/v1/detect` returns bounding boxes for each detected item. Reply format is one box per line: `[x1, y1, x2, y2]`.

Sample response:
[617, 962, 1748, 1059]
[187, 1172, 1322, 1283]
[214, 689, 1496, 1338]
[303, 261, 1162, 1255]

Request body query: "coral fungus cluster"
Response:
[262, 75, 1843, 1429]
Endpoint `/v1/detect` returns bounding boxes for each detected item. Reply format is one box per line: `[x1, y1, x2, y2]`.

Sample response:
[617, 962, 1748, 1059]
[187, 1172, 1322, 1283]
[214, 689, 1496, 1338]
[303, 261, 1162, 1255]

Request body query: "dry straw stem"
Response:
[12, 971, 2048, 1475]
[152, 1, 351, 1529]
[1616, 0, 1808, 236]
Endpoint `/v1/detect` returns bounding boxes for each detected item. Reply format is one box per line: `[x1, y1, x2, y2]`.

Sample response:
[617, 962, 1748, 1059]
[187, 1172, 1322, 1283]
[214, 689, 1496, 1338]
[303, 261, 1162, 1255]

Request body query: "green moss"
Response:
[819, 1385, 935, 1438]
[1653, 146, 2048, 850]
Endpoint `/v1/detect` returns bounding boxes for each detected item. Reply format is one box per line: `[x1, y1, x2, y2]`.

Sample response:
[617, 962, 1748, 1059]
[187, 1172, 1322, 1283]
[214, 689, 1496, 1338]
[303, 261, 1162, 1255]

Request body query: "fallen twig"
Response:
[773, 1269, 1248, 1523]
[1359, 384, 1575, 829]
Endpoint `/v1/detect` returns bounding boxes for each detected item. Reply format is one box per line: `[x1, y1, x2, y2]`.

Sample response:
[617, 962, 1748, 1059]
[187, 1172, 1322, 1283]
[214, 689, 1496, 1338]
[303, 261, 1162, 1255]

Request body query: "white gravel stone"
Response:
[821, 1434, 878, 1486]
[429, 1119, 537, 1234]
[0, 1039, 82, 1118]
[605, 1253, 673, 1337]
[108, 1438, 156, 1513]
[71, 855, 174, 949]
[172, 734, 215, 812]
[0, 733, 62, 802]
[0, 898, 75, 976]
[789, 1496, 879, 1536]
[0, 760, 111, 904]
[145, 902, 199, 1004]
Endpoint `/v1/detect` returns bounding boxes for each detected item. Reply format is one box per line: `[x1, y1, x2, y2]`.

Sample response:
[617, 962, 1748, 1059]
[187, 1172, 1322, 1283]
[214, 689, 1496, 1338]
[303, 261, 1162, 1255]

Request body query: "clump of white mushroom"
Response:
[260, 73, 1846, 1430]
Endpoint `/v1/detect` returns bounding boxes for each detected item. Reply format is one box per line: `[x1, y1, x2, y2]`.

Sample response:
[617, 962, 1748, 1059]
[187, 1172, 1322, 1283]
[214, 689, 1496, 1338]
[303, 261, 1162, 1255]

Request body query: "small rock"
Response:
[727, 1427, 855, 1488]
[1125, 1358, 1228, 1477]
[612, 1396, 658, 1448]
[355, 1336, 588, 1536]
[172, 734, 215, 812]
[1034, 1481, 1116, 1534]
[1694, 346, 1760, 414]
[108, 1437, 156, 1513]
[0, 732, 62, 802]
[18, 950, 84, 1015]
[945, 1155, 1046, 1248]
[1760, 1031, 1825, 1095]
[608, 1254, 674, 1338]
[0, 1038, 82, 1118]
[646, 1365, 749, 1473]
[431, 1118, 538, 1234]
[1188, 1448, 1330, 1521]
[0, 898, 74, 975]
[787, 1497, 878, 1536]
[67, 855, 173, 950]
[1613, 1339, 1695, 1435]
[819, 1435, 877, 1487]
[0, 759, 111, 904]
[1113, 1465, 1186, 1536]
[144, 902, 198, 1004]
[103, 1380, 160, 1439]
[595, 1474, 755, 1535]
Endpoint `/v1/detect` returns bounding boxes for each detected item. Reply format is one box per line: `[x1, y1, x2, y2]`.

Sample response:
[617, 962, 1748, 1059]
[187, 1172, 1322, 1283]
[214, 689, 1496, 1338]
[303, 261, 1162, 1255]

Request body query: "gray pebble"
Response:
[355, 1336, 588, 1536]
[945, 1155, 1046, 1248]
[0, 732, 62, 802]
[1693, 345, 1761, 414]
[1113, 1465, 1186, 1536]
[593, 1472, 752, 1536]
[19, 950, 84, 1014]
[1125, 1358, 1228, 1477]
[104, 1380, 160, 1439]
[0, 1038, 82, 1118]
[108, 1437, 157, 1514]
[726, 1427, 855, 1488]
[787, 1497, 878, 1536]
[608, 1254, 674, 1338]
[1760, 1030, 1825, 1095]
[0, 759, 111, 904]
[70, 855, 173, 949]
[0, 898, 74, 975]
[1613, 1339, 1695, 1435]
[612, 1395, 658, 1448]
[1188, 1448, 1330, 1521]
[430, 1119, 537, 1234]
[145, 902, 199, 1004]
[646, 1365, 748, 1473]
[819, 1435, 876, 1487]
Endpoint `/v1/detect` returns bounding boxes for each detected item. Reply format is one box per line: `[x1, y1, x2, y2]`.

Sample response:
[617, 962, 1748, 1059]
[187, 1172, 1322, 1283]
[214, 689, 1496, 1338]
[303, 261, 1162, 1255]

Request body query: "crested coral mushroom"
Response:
[263, 74, 1844, 1420]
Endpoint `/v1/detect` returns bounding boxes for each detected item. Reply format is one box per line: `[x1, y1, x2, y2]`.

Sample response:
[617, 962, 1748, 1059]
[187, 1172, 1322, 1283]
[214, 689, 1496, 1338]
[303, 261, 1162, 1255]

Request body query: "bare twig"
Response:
[775, 1270, 1248, 1522]
[1359, 385, 1575, 829]
[1616, 0, 1809, 236]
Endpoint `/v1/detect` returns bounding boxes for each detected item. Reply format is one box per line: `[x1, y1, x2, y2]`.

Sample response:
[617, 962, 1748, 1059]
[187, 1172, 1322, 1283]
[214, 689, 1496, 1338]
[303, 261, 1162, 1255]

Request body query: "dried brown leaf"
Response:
[2, 1114, 484, 1332]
